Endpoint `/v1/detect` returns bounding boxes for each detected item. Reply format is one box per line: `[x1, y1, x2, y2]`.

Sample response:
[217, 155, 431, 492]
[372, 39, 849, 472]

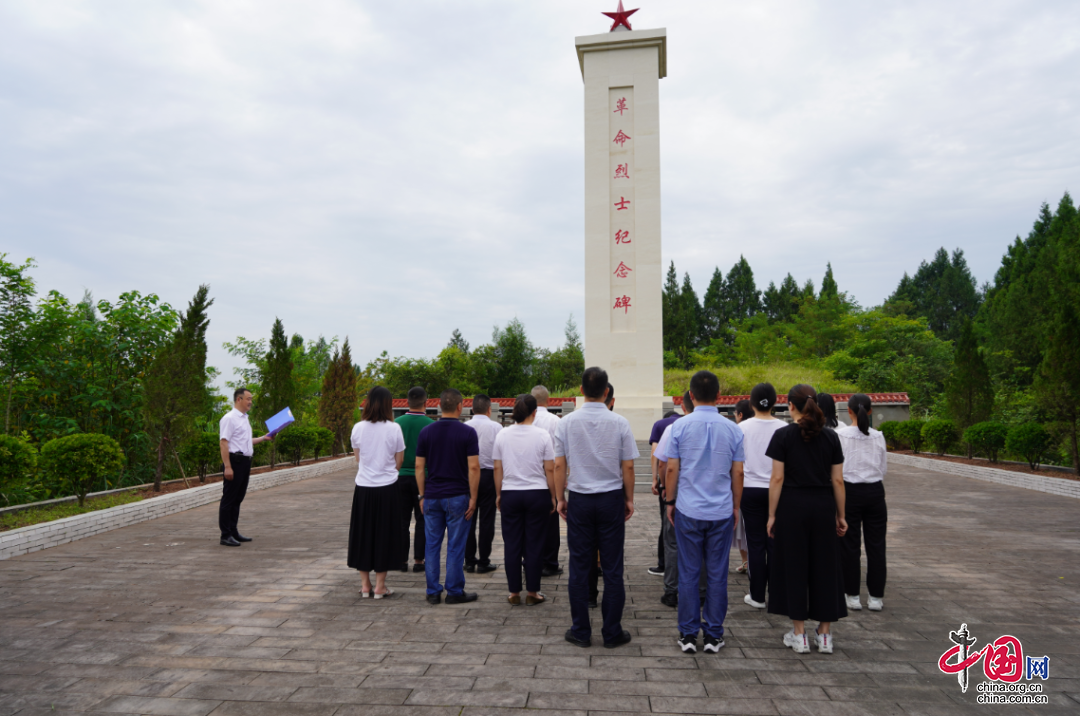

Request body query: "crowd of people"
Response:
[220, 365, 889, 654]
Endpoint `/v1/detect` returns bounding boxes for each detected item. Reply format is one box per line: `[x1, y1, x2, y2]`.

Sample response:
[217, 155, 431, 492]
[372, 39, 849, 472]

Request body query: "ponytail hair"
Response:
[734, 399, 754, 422]
[817, 392, 839, 429]
[848, 393, 873, 435]
[787, 384, 824, 442]
[512, 394, 537, 424]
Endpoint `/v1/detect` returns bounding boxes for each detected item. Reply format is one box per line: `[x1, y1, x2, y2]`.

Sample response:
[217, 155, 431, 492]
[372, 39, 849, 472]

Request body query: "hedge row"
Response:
[879, 419, 1054, 470]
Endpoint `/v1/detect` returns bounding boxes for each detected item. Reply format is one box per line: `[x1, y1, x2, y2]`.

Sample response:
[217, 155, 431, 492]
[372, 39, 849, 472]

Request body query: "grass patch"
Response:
[665, 362, 858, 397]
[0, 491, 145, 532]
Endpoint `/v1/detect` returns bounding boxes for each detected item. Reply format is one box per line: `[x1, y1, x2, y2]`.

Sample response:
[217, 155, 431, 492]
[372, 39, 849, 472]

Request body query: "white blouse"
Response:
[836, 424, 888, 484]
[351, 420, 405, 488]
[492, 424, 555, 491]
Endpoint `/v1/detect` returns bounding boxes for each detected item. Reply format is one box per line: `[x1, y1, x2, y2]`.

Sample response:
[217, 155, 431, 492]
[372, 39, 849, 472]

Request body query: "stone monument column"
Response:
[575, 17, 667, 439]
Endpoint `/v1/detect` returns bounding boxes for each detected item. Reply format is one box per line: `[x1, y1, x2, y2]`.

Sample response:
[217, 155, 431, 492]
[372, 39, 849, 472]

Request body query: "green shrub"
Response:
[275, 426, 317, 466]
[879, 421, 903, 449]
[963, 422, 1009, 463]
[312, 427, 334, 461]
[897, 419, 926, 453]
[922, 419, 957, 456]
[39, 433, 126, 506]
[0, 435, 38, 506]
[1006, 423, 1052, 471]
[180, 432, 222, 482]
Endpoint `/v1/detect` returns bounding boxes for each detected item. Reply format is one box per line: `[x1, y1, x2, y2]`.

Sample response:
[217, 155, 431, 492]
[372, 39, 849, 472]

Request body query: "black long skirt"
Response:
[347, 482, 402, 573]
[767, 487, 848, 623]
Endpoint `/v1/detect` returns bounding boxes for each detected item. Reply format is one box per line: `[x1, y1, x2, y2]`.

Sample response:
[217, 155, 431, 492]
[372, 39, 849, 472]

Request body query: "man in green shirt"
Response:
[396, 386, 433, 572]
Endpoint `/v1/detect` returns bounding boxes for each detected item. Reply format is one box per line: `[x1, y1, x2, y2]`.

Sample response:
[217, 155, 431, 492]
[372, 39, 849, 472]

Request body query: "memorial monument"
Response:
[575, 4, 668, 438]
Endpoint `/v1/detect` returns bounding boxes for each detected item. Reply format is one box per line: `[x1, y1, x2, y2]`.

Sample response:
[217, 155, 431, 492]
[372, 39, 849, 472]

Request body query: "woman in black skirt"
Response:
[348, 386, 405, 599]
[766, 384, 847, 654]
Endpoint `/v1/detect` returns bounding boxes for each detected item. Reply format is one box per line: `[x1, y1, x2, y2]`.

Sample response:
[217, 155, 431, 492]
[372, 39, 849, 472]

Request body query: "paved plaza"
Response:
[1, 460, 1078, 715]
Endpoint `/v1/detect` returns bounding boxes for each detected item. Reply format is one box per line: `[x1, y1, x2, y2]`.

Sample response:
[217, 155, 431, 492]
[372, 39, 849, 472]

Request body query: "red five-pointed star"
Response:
[602, 1, 639, 32]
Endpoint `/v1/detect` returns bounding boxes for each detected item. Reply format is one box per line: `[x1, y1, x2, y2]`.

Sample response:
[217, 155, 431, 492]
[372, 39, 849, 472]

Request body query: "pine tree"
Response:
[721, 256, 761, 323]
[318, 338, 357, 455]
[762, 274, 802, 323]
[260, 318, 296, 467]
[820, 263, 839, 300]
[885, 247, 980, 341]
[143, 285, 213, 490]
[448, 328, 470, 353]
[662, 261, 681, 354]
[945, 318, 993, 455]
[0, 255, 36, 434]
[702, 267, 726, 342]
[675, 272, 702, 364]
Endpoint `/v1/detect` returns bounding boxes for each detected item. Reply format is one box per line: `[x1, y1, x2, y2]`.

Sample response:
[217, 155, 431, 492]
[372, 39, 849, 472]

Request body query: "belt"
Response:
[230, 452, 252, 458]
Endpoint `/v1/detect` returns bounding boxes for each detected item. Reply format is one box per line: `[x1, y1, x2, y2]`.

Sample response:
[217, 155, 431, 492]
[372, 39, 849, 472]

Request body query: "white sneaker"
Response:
[845, 594, 862, 611]
[783, 630, 810, 654]
[815, 629, 833, 654]
[744, 593, 766, 609]
[867, 597, 883, 611]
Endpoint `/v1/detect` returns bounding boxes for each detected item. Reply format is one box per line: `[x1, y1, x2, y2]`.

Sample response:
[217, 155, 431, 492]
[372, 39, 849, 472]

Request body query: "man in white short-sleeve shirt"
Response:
[531, 385, 563, 575]
[464, 394, 502, 573]
[218, 388, 274, 547]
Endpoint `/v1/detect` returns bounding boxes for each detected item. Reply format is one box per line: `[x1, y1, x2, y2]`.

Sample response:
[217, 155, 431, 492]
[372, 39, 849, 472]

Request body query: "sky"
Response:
[2, 0, 1078, 387]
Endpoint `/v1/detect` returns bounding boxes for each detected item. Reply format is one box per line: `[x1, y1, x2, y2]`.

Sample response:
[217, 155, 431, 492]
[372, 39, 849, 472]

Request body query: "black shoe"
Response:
[233, 533, 252, 542]
[399, 563, 409, 573]
[660, 592, 678, 608]
[412, 563, 426, 573]
[604, 630, 632, 649]
[445, 592, 478, 605]
[465, 564, 476, 573]
[220, 536, 241, 547]
[426, 593, 442, 605]
[564, 629, 591, 648]
[476, 563, 499, 574]
[541, 566, 563, 577]
[647, 565, 664, 576]
[678, 633, 697, 653]
[703, 636, 725, 653]
[588, 599, 598, 609]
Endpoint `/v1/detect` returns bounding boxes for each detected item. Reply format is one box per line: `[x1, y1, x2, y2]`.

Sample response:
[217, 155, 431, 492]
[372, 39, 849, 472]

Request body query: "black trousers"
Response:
[543, 510, 561, 570]
[500, 489, 550, 593]
[567, 489, 625, 643]
[768, 487, 847, 623]
[398, 474, 425, 564]
[842, 481, 888, 598]
[466, 469, 496, 567]
[741, 487, 772, 603]
[219, 453, 251, 538]
[656, 491, 666, 569]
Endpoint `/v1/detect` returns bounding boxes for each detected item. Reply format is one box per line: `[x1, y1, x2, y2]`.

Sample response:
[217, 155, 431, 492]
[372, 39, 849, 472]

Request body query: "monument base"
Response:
[577, 395, 668, 441]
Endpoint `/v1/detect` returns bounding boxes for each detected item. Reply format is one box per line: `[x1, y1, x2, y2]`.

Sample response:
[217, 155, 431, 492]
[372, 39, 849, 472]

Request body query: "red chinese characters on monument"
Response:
[613, 261, 633, 279]
[614, 295, 631, 314]
[614, 163, 629, 179]
[613, 130, 631, 147]
[614, 197, 630, 211]
[614, 97, 628, 115]
[615, 229, 630, 244]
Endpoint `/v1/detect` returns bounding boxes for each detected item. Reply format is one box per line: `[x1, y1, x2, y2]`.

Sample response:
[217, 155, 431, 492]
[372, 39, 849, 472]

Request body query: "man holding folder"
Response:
[218, 388, 275, 547]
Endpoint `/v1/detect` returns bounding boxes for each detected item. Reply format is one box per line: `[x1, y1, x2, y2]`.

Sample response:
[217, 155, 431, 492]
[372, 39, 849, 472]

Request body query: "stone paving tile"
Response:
[1, 461, 1077, 715]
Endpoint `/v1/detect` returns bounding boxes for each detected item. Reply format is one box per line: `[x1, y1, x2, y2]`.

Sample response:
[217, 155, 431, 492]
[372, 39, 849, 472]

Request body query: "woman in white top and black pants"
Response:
[493, 394, 556, 606]
[348, 386, 406, 599]
[835, 393, 888, 612]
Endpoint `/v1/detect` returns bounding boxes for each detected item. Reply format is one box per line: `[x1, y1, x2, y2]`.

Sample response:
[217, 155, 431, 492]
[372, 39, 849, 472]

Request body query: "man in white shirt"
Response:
[465, 394, 502, 573]
[218, 388, 274, 547]
[554, 368, 639, 649]
[531, 385, 564, 577]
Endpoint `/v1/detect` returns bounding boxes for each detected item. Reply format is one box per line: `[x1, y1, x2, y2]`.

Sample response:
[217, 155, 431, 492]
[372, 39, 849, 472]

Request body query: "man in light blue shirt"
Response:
[663, 370, 745, 654]
[554, 367, 639, 649]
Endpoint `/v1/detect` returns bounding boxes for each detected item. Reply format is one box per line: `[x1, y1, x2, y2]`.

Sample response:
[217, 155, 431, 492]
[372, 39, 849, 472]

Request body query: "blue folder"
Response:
[265, 407, 295, 437]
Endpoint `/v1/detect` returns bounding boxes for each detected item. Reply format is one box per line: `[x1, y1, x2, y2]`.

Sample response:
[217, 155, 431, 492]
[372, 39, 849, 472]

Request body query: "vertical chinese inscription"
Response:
[609, 87, 635, 332]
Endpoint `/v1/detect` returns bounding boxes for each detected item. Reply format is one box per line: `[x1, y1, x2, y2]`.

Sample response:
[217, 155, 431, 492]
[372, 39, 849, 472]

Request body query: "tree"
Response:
[722, 256, 761, 324]
[762, 274, 802, 324]
[885, 247, 980, 342]
[662, 261, 681, 354]
[318, 338, 358, 455]
[490, 318, 535, 397]
[143, 285, 214, 491]
[39, 433, 126, 506]
[1006, 423, 1051, 471]
[448, 329, 470, 353]
[820, 263, 839, 301]
[0, 255, 36, 435]
[701, 267, 726, 342]
[260, 318, 296, 467]
[944, 318, 993, 455]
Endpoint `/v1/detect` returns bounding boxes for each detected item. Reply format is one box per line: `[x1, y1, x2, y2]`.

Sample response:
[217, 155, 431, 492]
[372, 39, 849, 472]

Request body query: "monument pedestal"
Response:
[575, 28, 668, 440]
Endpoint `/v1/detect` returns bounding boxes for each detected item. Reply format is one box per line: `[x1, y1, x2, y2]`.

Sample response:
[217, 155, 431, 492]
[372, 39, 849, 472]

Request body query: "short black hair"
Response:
[734, 399, 754, 422]
[440, 388, 463, 413]
[682, 391, 694, 414]
[233, 387, 251, 402]
[689, 370, 720, 403]
[604, 383, 614, 407]
[581, 366, 609, 399]
[473, 394, 491, 415]
[663, 410, 679, 419]
[407, 386, 427, 410]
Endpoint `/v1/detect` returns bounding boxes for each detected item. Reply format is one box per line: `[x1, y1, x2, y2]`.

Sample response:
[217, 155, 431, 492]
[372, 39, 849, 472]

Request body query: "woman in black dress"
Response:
[766, 384, 847, 654]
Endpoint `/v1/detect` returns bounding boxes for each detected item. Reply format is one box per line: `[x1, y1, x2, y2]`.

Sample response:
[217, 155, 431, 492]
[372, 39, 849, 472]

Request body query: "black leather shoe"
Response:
[399, 563, 409, 573]
[426, 593, 442, 605]
[588, 599, 598, 609]
[476, 563, 499, 574]
[465, 564, 476, 573]
[660, 592, 678, 608]
[541, 566, 563, 577]
[445, 592, 478, 605]
[604, 630, 633, 649]
[233, 533, 252, 542]
[564, 629, 591, 648]
[220, 536, 241, 547]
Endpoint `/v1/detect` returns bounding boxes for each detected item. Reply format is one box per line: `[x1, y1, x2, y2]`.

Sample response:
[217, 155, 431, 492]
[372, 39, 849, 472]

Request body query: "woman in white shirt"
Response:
[493, 394, 556, 606]
[347, 386, 405, 599]
[737, 383, 788, 610]
[835, 394, 888, 612]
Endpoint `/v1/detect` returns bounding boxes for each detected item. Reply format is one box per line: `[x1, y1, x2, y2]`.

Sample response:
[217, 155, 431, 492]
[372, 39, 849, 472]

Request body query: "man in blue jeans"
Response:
[415, 389, 480, 605]
[663, 370, 745, 654]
